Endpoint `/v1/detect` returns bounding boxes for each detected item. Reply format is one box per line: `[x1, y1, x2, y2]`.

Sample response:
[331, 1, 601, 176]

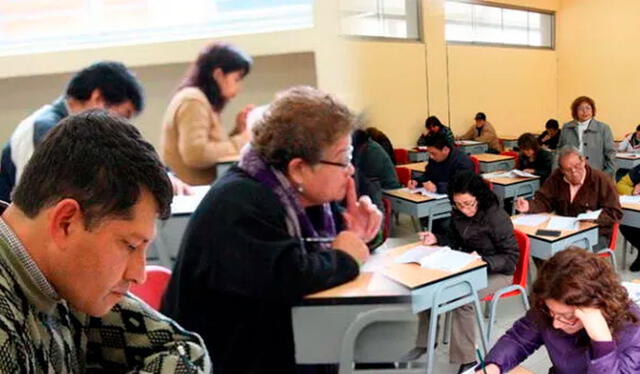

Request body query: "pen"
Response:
[303, 237, 336, 243]
[476, 347, 487, 374]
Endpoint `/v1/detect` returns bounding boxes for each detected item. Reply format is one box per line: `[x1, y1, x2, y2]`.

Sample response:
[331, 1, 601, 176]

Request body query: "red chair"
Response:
[129, 265, 172, 311]
[382, 197, 392, 240]
[393, 148, 410, 165]
[395, 167, 411, 186]
[500, 151, 520, 169]
[470, 155, 480, 174]
[595, 222, 619, 270]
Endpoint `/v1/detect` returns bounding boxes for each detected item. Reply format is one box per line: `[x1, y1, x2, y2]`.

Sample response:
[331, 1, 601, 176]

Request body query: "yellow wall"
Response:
[557, 0, 640, 139]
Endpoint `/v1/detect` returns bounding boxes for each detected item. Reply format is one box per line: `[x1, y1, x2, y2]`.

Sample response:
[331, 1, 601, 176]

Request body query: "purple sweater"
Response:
[485, 305, 640, 374]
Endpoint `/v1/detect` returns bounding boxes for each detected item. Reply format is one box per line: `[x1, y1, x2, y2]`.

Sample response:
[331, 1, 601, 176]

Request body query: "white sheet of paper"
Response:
[617, 152, 640, 158]
[623, 282, 640, 305]
[511, 169, 537, 178]
[576, 209, 602, 221]
[421, 249, 480, 272]
[546, 216, 578, 230]
[170, 185, 210, 215]
[402, 187, 448, 199]
[513, 214, 549, 227]
[620, 195, 640, 204]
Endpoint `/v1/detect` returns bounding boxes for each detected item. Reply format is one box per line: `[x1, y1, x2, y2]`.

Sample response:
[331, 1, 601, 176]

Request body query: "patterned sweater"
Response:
[0, 216, 211, 373]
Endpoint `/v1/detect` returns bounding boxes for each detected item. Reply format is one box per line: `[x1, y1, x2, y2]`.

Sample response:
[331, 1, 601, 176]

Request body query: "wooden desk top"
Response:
[474, 153, 515, 163]
[623, 202, 640, 212]
[512, 213, 598, 242]
[484, 175, 540, 186]
[616, 152, 640, 160]
[398, 161, 428, 173]
[383, 188, 443, 202]
[499, 135, 519, 141]
[216, 154, 240, 164]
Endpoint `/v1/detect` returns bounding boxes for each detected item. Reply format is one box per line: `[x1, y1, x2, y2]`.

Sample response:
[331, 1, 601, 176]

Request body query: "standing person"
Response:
[557, 96, 617, 176]
[517, 133, 553, 183]
[474, 248, 640, 374]
[0, 61, 143, 202]
[409, 170, 519, 373]
[160, 42, 254, 185]
[458, 112, 502, 153]
[618, 124, 640, 153]
[418, 115, 454, 147]
[537, 119, 561, 150]
[0, 110, 210, 373]
[160, 86, 381, 373]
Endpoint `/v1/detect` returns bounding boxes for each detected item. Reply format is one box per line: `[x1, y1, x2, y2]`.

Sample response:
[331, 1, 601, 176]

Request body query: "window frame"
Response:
[339, 0, 424, 43]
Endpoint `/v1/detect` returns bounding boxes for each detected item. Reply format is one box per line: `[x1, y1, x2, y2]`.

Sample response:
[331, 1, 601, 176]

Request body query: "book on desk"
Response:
[395, 245, 481, 272]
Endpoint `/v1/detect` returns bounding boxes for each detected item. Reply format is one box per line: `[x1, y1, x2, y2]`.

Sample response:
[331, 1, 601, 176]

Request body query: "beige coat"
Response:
[160, 87, 249, 185]
[460, 121, 502, 152]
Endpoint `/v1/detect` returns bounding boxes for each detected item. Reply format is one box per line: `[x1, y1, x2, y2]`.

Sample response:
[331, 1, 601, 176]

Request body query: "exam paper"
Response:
[620, 195, 640, 204]
[402, 187, 448, 199]
[576, 209, 602, 221]
[546, 216, 578, 230]
[513, 214, 549, 227]
[623, 282, 640, 305]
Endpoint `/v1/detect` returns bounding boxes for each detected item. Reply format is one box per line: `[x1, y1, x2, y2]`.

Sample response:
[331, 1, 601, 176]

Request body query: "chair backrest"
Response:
[129, 265, 172, 310]
[382, 197, 392, 240]
[512, 229, 530, 289]
[395, 167, 411, 186]
[470, 155, 480, 174]
[609, 222, 619, 250]
[501, 151, 520, 169]
[393, 148, 409, 165]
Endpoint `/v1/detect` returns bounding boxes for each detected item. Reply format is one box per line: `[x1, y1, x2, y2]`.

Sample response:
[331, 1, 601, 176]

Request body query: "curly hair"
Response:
[517, 133, 540, 152]
[447, 170, 499, 212]
[570, 96, 596, 120]
[531, 247, 638, 334]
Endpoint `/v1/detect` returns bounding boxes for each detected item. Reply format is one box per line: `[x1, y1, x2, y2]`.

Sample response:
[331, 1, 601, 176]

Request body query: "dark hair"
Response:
[532, 247, 638, 334]
[517, 133, 540, 152]
[179, 42, 252, 112]
[252, 86, 355, 171]
[66, 61, 144, 113]
[636, 124, 640, 132]
[13, 110, 172, 229]
[425, 116, 443, 130]
[423, 132, 450, 150]
[475, 112, 486, 121]
[570, 96, 596, 120]
[448, 170, 499, 212]
[545, 119, 559, 130]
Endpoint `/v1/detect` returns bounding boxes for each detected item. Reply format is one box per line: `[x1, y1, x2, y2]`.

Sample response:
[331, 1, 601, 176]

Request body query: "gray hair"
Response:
[557, 145, 585, 165]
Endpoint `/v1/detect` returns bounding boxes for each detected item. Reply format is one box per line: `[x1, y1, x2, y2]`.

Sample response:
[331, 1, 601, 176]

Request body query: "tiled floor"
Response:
[379, 214, 639, 374]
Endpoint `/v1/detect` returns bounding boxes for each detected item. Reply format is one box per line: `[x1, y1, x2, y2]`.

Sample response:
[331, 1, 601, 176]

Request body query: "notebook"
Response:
[394, 245, 481, 272]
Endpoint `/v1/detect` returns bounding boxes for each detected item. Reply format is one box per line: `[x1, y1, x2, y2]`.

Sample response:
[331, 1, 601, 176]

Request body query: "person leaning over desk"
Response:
[616, 163, 640, 272]
[475, 248, 640, 374]
[0, 111, 210, 373]
[161, 86, 382, 374]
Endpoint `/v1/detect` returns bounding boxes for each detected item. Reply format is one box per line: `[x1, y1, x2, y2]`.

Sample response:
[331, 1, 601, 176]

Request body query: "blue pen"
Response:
[476, 347, 487, 374]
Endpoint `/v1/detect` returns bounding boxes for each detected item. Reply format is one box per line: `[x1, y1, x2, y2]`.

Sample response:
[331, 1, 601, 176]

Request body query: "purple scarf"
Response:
[238, 146, 336, 252]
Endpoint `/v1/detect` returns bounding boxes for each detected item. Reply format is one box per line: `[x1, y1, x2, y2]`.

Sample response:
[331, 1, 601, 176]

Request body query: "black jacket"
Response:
[160, 166, 359, 374]
[436, 204, 519, 275]
[416, 148, 474, 194]
[518, 148, 553, 183]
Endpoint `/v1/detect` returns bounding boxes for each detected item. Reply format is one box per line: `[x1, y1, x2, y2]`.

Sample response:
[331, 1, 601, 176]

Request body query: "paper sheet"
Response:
[576, 209, 602, 221]
[623, 282, 640, 305]
[170, 185, 210, 215]
[620, 195, 640, 204]
[617, 152, 640, 158]
[394, 245, 449, 264]
[482, 169, 536, 179]
[422, 249, 481, 272]
[512, 214, 549, 227]
[546, 216, 578, 230]
[402, 187, 448, 199]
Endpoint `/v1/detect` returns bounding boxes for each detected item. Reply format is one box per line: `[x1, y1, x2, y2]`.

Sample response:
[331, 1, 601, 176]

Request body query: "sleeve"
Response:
[369, 142, 402, 189]
[435, 218, 461, 249]
[602, 124, 617, 176]
[476, 124, 498, 145]
[483, 310, 545, 373]
[483, 210, 519, 274]
[618, 135, 632, 152]
[459, 125, 475, 140]
[586, 331, 640, 374]
[82, 295, 211, 374]
[527, 176, 557, 213]
[595, 175, 623, 228]
[616, 174, 634, 195]
[537, 131, 547, 145]
[175, 98, 248, 168]
[0, 317, 27, 372]
[417, 134, 428, 146]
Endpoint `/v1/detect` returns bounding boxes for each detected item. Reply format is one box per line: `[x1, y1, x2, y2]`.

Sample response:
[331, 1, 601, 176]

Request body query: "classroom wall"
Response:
[0, 52, 317, 148]
[556, 0, 640, 139]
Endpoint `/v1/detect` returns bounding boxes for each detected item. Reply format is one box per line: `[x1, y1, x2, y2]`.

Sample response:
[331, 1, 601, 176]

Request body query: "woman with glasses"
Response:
[556, 96, 616, 177]
[160, 86, 381, 374]
[409, 170, 519, 374]
[474, 248, 640, 374]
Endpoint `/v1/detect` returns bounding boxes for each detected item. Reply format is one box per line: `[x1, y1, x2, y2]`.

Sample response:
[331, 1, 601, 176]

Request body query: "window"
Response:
[340, 0, 421, 40]
[445, 1, 554, 48]
[0, 0, 314, 55]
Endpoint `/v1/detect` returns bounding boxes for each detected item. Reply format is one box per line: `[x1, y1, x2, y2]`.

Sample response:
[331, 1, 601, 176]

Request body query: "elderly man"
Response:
[0, 110, 210, 373]
[515, 146, 622, 249]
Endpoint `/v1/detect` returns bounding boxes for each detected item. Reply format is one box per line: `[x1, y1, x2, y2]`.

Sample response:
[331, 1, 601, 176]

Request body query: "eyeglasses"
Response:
[577, 105, 592, 111]
[546, 309, 578, 325]
[317, 146, 354, 170]
[453, 199, 478, 210]
[560, 164, 583, 175]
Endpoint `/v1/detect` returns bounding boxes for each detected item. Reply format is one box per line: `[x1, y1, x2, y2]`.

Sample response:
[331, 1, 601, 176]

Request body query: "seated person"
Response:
[418, 115, 454, 147]
[616, 163, 640, 271]
[537, 119, 561, 150]
[517, 133, 553, 183]
[407, 132, 474, 194]
[618, 124, 640, 153]
[458, 112, 502, 153]
[475, 247, 640, 374]
[160, 86, 381, 374]
[0, 111, 210, 372]
[515, 146, 622, 250]
[365, 126, 396, 164]
[411, 171, 519, 374]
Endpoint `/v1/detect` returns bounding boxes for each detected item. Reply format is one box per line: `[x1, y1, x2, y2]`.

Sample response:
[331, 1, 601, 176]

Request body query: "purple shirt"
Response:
[485, 305, 640, 374]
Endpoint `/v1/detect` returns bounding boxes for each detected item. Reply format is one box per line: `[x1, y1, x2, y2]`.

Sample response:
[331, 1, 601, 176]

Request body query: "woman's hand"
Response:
[342, 178, 383, 243]
[332, 231, 369, 264]
[474, 363, 500, 374]
[633, 184, 640, 196]
[407, 180, 418, 189]
[232, 104, 255, 136]
[418, 231, 437, 245]
[575, 307, 612, 342]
